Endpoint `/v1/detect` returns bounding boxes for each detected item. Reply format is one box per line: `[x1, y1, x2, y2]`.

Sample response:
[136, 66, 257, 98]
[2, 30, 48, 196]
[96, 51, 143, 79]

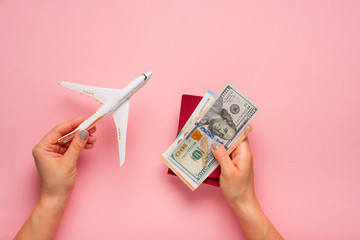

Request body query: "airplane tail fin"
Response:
[57, 129, 79, 144]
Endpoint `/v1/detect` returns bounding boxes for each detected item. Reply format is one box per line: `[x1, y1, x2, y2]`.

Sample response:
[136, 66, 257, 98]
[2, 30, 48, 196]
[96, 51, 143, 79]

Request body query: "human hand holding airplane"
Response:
[57, 72, 152, 166]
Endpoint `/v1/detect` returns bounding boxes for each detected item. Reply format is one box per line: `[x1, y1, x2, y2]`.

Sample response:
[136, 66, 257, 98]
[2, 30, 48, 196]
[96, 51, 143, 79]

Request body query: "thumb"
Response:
[211, 141, 235, 175]
[64, 130, 88, 166]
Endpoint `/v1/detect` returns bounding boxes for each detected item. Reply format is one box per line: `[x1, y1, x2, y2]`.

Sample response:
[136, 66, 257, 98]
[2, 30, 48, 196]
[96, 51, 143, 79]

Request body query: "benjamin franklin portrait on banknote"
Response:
[198, 97, 237, 141]
[162, 84, 258, 189]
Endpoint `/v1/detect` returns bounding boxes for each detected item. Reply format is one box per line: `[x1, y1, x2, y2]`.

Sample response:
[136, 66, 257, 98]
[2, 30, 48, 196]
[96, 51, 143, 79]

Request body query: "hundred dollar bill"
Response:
[161, 83, 258, 190]
[176, 90, 217, 139]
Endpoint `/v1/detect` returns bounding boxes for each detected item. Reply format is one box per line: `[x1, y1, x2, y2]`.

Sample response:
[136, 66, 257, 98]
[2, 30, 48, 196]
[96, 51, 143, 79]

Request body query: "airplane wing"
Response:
[113, 99, 130, 166]
[59, 82, 121, 103]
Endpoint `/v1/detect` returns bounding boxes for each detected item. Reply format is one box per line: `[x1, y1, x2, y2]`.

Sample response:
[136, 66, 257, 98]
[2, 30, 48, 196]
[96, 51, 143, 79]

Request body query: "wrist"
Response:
[39, 193, 70, 212]
[229, 194, 261, 218]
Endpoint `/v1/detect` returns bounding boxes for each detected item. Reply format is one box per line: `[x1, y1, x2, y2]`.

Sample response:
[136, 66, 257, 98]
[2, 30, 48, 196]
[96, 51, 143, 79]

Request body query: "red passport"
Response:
[167, 94, 221, 187]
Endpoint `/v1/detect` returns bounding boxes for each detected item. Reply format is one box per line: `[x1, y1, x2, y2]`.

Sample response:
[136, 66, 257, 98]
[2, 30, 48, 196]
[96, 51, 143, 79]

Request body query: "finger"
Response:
[58, 145, 68, 155]
[239, 137, 251, 153]
[63, 130, 88, 166]
[63, 135, 96, 147]
[53, 117, 85, 136]
[61, 136, 95, 152]
[87, 135, 97, 144]
[211, 141, 235, 176]
[88, 126, 97, 135]
[231, 137, 250, 158]
[43, 117, 86, 143]
[231, 138, 252, 169]
[84, 143, 94, 149]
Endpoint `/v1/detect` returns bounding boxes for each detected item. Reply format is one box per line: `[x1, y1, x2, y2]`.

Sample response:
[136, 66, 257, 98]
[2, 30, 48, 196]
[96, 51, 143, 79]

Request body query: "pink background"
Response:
[1, 0, 360, 239]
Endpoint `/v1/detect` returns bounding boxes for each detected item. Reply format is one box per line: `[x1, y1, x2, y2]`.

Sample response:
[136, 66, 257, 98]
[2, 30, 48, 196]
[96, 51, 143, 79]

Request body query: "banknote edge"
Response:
[162, 84, 258, 191]
[161, 124, 253, 191]
[224, 83, 260, 110]
[165, 84, 256, 184]
[160, 155, 197, 191]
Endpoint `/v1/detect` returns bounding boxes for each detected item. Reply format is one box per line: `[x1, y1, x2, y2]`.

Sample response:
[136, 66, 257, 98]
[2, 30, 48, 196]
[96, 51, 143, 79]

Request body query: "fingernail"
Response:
[211, 141, 220, 150]
[79, 130, 88, 141]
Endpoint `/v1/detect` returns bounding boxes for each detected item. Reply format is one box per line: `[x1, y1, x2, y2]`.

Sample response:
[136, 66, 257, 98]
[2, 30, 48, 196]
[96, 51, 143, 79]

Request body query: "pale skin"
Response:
[16, 118, 282, 239]
[211, 139, 283, 240]
[15, 117, 97, 240]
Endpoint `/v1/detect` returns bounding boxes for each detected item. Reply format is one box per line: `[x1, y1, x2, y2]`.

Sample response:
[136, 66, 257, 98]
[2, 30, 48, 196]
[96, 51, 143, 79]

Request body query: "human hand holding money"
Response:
[211, 138, 256, 206]
[212, 138, 284, 239]
[161, 84, 259, 190]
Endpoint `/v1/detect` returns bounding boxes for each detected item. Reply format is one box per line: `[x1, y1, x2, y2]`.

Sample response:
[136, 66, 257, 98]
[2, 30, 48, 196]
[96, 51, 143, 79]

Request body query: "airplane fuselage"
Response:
[58, 72, 151, 144]
[78, 73, 150, 131]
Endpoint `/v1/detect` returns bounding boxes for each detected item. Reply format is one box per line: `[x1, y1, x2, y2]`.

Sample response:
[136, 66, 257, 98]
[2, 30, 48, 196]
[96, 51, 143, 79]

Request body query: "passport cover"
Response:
[167, 94, 221, 187]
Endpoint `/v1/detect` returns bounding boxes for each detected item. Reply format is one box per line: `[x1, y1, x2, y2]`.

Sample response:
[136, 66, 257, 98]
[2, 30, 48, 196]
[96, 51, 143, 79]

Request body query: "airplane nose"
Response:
[144, 71, 152, 80]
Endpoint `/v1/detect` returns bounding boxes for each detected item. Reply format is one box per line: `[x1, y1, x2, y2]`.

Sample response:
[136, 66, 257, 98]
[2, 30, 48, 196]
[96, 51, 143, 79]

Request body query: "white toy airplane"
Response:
[57, 71, 152, 166]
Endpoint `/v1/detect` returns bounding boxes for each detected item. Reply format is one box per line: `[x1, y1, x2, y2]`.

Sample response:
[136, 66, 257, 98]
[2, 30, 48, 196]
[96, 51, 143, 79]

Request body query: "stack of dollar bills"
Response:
[161, 84, 259, 190]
